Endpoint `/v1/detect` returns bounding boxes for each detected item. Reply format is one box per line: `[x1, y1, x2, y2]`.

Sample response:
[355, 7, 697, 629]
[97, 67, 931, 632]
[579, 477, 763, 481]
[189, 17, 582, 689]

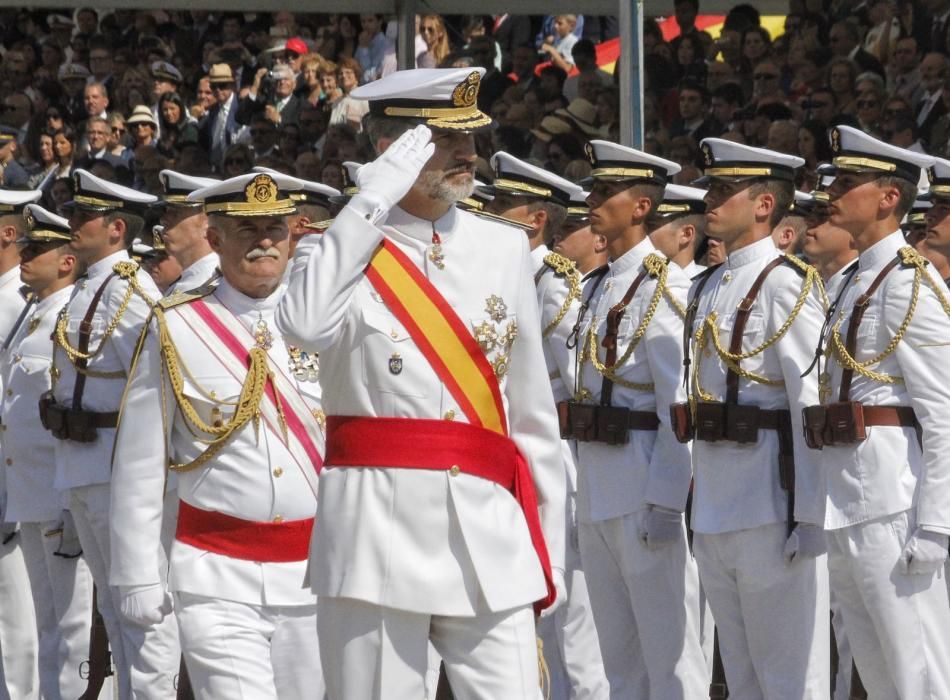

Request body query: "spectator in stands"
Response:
[798, 119, 834, 170]
[564, 39, 612, 101]
[742, 26, 773, 67]
[751, 58, 787, 108]
[864, 0, 902, 64]
[829, 20, 885, 78]
[595, 86, 619, 139]
[887, 36, 923, 103]
[676, 32, 708, 82]
[766, 118, 801, 153]
[51, 126, 76, 180]
[511, 44, 541, 91]
[470, 36, 515, 112]
[190, 78, 215, 121]
[545, 132, 585, 176]
[157, 92, 198, 155]
[320, 159, 345, 190]
[916, 51, 948, 144]
[107, 112, 131, 163]
[711, 83, 745, 131]
[27, 131, 57, 189]
[706, 59, 737, 92]
[854, 82, 886, 135]
[248, 115, 278, 159]
[828, 57, 859, 114]
[198, 63, 243, 167]
[75, 116, 119, 169]
[300, 56, 326, 107]
[671, 79, 723, 141]
[540, 15, 580, 74]
[329, 57, 368, 130]
[490, 14, 533, 72]
[418, 15, 451, 68]
[672, 0, 714, 57]
[127, 104, 158, 148]
[355, 14, 394, 82]
[801, 86, 838, 126]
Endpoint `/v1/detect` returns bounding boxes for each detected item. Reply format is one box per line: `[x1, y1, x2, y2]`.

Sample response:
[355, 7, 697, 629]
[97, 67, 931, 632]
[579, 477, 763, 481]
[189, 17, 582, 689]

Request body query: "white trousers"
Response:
[176, 592, 323, 699]
[70, 484, 179, 700]
[319, 596, 539, 700]
[827, 510, 950, 700]
[578, 514, 708, 699]
[0, 530, 38, 700]
[537, 522, 608, 700]
[19, 521, 93, 700]
[830, 595, 852, 700]
[694, 523, 830, 700]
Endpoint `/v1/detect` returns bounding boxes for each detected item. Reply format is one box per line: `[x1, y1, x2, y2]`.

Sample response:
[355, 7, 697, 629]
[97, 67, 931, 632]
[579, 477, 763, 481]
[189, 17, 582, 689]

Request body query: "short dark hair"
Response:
[712, 82, 744, 106]
[748, 179, 794, 228]
[526, 200, 567, 240]
[678, 78, 709, 103]
[105, 210, 144, 246]
[364, 115, 423, 155]
[875, 175, 918, 219]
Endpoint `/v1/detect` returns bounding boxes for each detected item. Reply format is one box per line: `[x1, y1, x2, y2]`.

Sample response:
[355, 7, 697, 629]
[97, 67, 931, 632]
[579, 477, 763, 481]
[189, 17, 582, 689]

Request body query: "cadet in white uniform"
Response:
[276, 68, 567, 699]
[569, 141, 707, 699]
[686, 139, 829, 699]
[48, 170, 179, 700]
[110, 171, 325, 700]
[157, 170, 220, 295]
[484, 153, 609, 700]
[0, 190, 44, 700]
[648, 183, 709, 279]
[1, 204, 93, 700]
[807, 126, 950, 697]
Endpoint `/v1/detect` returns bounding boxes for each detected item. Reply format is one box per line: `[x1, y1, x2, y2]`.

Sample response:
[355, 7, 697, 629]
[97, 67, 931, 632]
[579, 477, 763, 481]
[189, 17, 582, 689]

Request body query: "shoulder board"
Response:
[782, 254, 814, 277]
[158, 282, 216, 310]
[543, 251, 579, 278]
[691, 262, 722, 283]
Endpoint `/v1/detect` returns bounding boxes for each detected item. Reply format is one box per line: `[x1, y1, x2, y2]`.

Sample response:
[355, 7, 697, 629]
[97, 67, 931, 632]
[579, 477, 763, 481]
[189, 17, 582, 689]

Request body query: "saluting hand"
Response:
[354, 124, 435, 216]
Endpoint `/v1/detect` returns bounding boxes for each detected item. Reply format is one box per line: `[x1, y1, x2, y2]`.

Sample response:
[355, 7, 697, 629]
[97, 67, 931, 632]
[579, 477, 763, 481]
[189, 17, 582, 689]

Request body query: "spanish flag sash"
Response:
[173, 297, 324, 497]
[360, 239, 556, 611]
[366, 240, 507, 434]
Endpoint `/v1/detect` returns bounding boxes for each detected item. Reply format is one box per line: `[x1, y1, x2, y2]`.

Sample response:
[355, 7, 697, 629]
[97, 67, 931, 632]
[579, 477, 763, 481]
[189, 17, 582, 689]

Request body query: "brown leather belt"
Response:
[861, 405, 917, 427]
[626, 410, 660, 430]
[750, 408, 788, 430]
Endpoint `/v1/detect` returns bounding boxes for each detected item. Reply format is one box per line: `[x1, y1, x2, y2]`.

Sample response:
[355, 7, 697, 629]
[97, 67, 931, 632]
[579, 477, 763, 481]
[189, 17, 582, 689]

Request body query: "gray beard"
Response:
[416, 170, 476, 204]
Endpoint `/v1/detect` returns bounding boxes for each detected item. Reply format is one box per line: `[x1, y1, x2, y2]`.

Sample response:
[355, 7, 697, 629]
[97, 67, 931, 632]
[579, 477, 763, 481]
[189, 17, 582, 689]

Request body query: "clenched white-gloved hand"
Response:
[119, 584, 173, 626]
[539, 568, 568, 619]
[783, 523, 827, 564]
[900, 528, 949, 575]
[638, 505, 683, 550]
[352, 124, 435, 215]
[54, 510, 82, 558]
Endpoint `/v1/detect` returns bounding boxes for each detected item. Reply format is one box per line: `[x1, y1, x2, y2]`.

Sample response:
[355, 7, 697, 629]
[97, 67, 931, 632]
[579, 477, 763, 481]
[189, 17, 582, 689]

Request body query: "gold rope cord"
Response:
[156, 309, 273, 472]
[582, 254, 669, 391]
[542, 254, 581, 338]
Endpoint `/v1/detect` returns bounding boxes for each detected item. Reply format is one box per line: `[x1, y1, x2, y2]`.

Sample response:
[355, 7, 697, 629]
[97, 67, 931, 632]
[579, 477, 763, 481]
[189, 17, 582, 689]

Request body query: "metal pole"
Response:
[619, 0, 644, 147]
[396, 0, 417, 70]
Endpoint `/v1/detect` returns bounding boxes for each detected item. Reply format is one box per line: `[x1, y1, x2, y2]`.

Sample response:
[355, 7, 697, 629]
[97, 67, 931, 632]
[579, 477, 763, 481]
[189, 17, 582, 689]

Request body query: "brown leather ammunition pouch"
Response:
[695, 402, 727, 442]
[826, 401, 867, 445]
[802, 405, 827, 449]
[570, 403, 599, 442]
[724, 403, 761, 444]
[39, 392, 68, 440]
[597, 406, 631, 446]
[670, 402, 694, 443]
[557, 400, 573, 440]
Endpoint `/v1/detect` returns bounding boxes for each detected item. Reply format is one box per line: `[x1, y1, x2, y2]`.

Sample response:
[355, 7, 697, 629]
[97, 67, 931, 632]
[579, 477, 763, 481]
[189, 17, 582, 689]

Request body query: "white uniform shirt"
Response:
[51, 251, 159, 491]
[574, 237, 693, 522]
[1, 285, 73, 522]
[818, 232, 950, 534]
[689, 236, 825, 534]
[277, 203, 566, 616]
[0, 266, 25, 347]
[110, 279, 320, 606]
[166, 252, 219, 296]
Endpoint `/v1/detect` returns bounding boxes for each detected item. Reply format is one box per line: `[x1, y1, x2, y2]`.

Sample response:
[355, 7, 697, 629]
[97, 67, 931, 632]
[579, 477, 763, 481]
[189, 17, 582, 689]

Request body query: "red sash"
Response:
[176, 501, 312, 562]
[329, 240, 556, 612]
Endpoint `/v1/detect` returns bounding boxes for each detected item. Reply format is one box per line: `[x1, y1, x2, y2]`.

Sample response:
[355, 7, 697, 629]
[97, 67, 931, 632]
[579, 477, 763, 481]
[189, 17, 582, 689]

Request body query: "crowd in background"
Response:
[2, 0, 950, 214]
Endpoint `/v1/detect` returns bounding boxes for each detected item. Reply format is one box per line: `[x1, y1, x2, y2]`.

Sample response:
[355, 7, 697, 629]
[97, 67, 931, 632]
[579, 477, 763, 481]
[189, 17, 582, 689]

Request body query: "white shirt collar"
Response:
[87, 250, 129, 281]
[384, 204, 459, 245]
[35, 284, 74, 314]
[0, 266, 20, 289]
[530, 243, 550, 271]
[609, 236, 656, 274]
[858, 230, 905, 270]
[213, 276, 283, 326]
[725, 235, 779, 270]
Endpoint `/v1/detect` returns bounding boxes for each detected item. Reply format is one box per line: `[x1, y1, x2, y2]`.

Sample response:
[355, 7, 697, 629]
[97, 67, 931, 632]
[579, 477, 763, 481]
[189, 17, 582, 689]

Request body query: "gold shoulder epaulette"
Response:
[782, 253, 814, 276]
[542, 252, 581, 338]
[898, 245, 928, 269]
[543, 251, 578, 278]
[158, 283, 216, 310]
[113, 259, 140, 279]
[643, 252, 669, 277]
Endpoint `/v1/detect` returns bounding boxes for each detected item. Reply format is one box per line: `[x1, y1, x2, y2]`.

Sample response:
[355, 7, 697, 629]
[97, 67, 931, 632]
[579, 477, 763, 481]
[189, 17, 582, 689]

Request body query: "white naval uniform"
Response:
[574, 237, 707, 699]
[51, 251, 179, 700]
[532, 244, 608, 700]
[816, 231, 950, 698]
[165, 252, 219, 296]
[689, 236, 829, 699]
[276, 203, 566, 699]
[110, 278, 323, 700]
[0, 266, 38, 700]
[1, 284, 94, 700]
[682, 260, 707, 279]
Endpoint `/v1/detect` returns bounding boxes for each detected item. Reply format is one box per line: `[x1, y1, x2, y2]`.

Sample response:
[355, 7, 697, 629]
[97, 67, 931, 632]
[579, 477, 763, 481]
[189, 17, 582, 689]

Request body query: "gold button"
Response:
[443, 409, 456, 421]
[273, 467, 284, 477]
[449, 465, 460, 476]
[854, 274, 861, 283]
[273, 515, 284, 523]
[390, 330, 399, 339]
[4, 458, 11, 466]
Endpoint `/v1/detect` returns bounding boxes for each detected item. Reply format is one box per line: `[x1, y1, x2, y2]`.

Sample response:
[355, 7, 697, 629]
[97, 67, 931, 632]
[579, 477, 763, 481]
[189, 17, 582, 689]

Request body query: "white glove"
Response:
[783, 523, 827, 564]
[352, 124, 435, 214]
[54, 510, 82, 558]
[638, 505, 683, 550]
[539, 568, 567, 619]
[119, 584, 173, 626]
[900, 528, 949, 575]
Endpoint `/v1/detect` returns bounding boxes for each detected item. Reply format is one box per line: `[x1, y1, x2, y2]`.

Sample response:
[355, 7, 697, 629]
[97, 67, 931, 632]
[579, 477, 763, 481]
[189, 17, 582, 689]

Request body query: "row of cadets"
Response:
[920, 156, 950, 283]
[647, 183, 709, 278]
[568, 140, 709, 697]
[275, 67, 568, 698]
[109, 170, 326, 698]
[48, 170, 180, 698]
[480, 151, 610, 698]
[0, 192, 89, 699]
[684, 138, 830, 699]
[804, 125, 950, 697]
